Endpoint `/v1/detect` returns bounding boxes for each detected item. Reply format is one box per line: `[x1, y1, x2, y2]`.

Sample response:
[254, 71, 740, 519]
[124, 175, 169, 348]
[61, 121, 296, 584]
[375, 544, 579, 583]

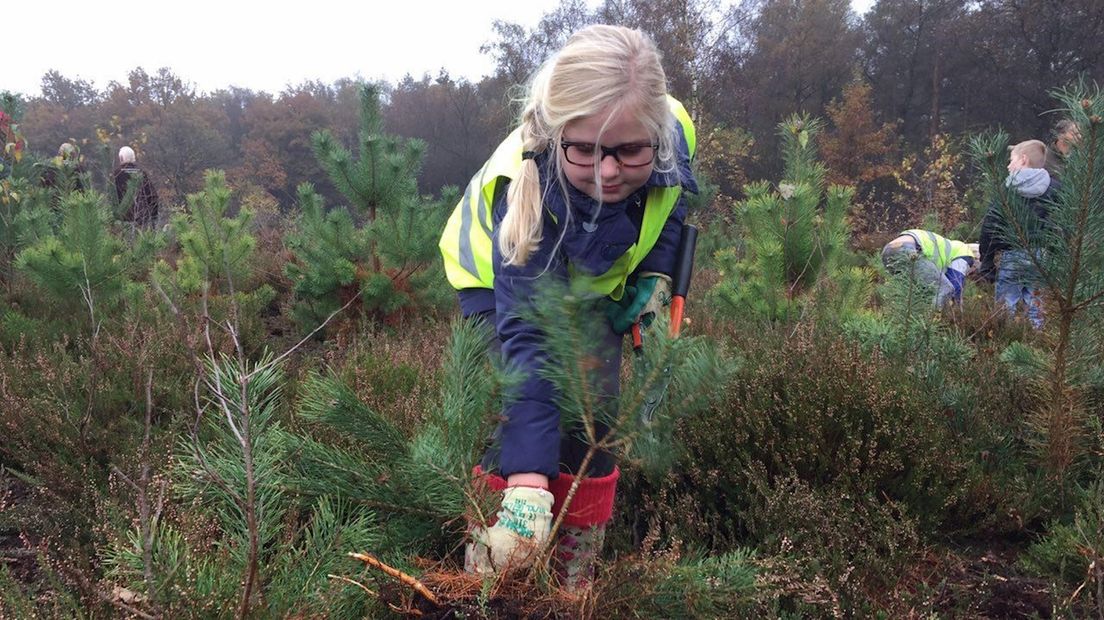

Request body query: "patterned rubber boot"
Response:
[548, 467, 619, 591]
[555, 523, 607, 590]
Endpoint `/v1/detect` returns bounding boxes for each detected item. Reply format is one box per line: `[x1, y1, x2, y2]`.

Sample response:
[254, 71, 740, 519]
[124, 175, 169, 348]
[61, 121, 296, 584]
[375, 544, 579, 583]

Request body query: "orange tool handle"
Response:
[669, 295, 685, 337]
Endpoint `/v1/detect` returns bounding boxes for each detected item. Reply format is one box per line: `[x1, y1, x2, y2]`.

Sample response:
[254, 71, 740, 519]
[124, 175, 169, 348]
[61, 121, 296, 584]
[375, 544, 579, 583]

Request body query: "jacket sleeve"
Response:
[491, 192, 567, 479]
[978, 203, 1003, 280]
[112, 167, 127, 203]
[140, 170, 161, 222]
[945, 257, 971, 302]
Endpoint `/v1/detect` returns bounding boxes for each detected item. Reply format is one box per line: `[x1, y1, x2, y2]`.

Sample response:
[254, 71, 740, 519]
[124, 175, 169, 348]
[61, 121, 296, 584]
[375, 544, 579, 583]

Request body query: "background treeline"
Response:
[11, 0, 1102, 221]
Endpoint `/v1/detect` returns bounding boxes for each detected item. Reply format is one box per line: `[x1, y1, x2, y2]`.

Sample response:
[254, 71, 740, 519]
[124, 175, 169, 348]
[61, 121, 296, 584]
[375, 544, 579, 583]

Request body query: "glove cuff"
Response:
[637, 271, 672, 284]
[549, 467, 620, 528]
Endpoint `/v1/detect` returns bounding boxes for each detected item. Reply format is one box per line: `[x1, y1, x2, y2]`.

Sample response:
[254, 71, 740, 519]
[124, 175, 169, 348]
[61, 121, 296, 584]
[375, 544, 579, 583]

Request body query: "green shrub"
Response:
[618, 321, 973, 613]
[746, 474, 919, 617]
[1020, 476, 1104, 616]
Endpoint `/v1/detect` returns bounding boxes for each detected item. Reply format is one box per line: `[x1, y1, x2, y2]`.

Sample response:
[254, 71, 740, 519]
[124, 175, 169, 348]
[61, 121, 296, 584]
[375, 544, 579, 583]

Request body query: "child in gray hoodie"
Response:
[978, 139, 1058, 329]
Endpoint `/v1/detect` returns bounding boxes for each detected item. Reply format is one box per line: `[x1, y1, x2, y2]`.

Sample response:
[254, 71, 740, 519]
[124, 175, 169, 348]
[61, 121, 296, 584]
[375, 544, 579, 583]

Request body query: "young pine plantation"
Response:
[1, 83, 1103, 619]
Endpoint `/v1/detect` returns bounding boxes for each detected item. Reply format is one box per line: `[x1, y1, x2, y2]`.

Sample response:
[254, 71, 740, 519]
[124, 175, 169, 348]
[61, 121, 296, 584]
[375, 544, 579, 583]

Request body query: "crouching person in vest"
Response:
[881, 229, 979, 306]
[438, 25, 697, 590]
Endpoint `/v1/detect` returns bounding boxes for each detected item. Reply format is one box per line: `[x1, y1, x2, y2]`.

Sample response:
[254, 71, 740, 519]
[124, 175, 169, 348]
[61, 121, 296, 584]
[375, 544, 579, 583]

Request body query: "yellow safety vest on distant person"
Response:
[903, 229, 974, 271]
[439, 96, 696, 301]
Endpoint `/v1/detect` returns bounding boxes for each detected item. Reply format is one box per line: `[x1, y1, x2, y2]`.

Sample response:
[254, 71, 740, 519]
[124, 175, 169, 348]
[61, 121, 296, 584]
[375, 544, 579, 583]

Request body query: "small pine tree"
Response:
[104, 352, 380, 618]
[16, 190, 154, 336]
[715, 114, 871, 322]
[290, 286, 735, 611]
[155, 170, 255, 295]
[969, 83, 1104, 492]
[520, 283, 733, 488]
[0, 182, 52, 295]
[284, 318, 500, 558]
[153, 170, 273, 348]
[295, 84, 449, 328]
[284, 183, 371, 328]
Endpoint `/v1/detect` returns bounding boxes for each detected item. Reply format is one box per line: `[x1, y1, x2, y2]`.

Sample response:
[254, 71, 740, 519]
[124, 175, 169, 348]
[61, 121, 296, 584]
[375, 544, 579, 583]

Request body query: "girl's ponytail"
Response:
[498, 76, 552, 266]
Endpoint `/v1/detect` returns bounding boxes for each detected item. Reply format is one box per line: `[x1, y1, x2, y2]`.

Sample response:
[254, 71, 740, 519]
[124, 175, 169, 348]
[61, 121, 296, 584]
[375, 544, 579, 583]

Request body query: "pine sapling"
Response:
[296, 84, 450, 328]
[717, 114, 868, 322]
[969, 82, 1104, 494]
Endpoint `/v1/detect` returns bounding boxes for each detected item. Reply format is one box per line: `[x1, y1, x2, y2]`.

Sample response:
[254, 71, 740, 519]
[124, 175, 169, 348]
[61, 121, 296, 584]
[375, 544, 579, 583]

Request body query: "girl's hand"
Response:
[465, 486, 554, 573]
[605, 273, 672, 334]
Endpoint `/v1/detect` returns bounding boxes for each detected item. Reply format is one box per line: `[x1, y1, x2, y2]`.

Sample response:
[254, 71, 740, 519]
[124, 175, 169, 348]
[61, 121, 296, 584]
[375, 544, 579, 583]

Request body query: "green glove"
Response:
[465, 486, 554, 574]
[605, 273, 672, 334]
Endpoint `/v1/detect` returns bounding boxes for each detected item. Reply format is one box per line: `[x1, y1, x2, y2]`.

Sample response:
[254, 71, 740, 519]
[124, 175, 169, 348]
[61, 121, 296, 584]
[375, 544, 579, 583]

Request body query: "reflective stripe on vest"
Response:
[440, 95, 696, 298]
[903, 229, 973, 271]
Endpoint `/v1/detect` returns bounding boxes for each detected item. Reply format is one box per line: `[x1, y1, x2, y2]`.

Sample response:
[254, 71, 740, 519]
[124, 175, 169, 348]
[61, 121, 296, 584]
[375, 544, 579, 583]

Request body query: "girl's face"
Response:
[560, 106, 656, 203]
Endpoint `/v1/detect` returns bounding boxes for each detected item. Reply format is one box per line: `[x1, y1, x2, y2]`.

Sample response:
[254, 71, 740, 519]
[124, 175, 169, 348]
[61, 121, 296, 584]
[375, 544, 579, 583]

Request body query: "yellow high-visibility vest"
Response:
[439, 96, 696, 301]
[903, 229, 974, 271]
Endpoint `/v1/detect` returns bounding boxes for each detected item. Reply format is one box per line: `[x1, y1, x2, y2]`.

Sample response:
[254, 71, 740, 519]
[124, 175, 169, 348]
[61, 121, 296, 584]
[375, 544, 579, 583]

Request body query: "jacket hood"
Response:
[1006, 168, 1051, 198]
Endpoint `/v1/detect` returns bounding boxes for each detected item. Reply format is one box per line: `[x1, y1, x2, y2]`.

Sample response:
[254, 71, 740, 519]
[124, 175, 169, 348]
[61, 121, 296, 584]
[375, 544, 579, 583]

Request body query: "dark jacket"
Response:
[38, 161, 87, 194]
[113, 162, 161, 227]
[978, 169, 1058, 279]
[1044, 146, 1065, 179]
[472, 124, 696, 478]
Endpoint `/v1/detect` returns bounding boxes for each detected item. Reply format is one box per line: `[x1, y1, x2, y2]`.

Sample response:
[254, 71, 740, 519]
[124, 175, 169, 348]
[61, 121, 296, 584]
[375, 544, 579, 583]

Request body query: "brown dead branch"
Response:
[349, 551, 440, 606]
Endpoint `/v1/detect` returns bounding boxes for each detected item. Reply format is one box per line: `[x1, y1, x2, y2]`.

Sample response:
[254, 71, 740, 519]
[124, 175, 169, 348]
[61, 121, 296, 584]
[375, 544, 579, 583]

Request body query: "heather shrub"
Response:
[745, 474, 920, 617]
[304, 317, 450, 436]
[1019, 475, 1104, 617]
[0, 306, 190, 497]
[619, 320, 976, 612]
[0, 554, 83, 618]
[730, 323, 966, 524]
[839, 263, 1056, 532]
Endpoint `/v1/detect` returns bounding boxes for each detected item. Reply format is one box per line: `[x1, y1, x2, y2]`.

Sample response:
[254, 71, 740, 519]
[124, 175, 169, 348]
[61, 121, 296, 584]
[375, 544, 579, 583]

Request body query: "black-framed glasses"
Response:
[560, 140, 658, 167]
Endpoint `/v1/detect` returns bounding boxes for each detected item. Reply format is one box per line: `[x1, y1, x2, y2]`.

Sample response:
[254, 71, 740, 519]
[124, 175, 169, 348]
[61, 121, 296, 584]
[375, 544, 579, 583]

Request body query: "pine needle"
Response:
[326, 573, 377, 597]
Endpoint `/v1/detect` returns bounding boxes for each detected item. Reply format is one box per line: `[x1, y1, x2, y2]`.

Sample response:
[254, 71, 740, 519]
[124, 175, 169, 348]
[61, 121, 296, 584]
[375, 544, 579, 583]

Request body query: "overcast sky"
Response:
[5, 0, 876, 98]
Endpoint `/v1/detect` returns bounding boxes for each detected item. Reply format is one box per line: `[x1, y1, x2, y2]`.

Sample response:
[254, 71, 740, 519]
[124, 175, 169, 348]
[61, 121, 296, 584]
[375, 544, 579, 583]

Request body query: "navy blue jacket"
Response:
[461, 125, 697, 478]
[978, 179, 1059, 279]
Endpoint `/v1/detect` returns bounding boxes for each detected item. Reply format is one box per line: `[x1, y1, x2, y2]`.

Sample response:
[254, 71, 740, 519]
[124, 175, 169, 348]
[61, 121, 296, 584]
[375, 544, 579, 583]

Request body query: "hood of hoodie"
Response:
[1005, 168, 1051, 198]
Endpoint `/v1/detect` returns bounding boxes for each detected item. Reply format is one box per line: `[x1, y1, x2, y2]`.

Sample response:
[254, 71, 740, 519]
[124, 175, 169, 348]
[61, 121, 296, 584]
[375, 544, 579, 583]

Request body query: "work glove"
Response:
[466, 486, 554, 574]
[604, 272, 672, 334]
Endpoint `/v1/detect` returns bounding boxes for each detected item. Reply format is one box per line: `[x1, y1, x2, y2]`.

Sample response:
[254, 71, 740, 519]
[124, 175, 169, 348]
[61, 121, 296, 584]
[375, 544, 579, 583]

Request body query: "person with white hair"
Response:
[112, 145, 160, 228]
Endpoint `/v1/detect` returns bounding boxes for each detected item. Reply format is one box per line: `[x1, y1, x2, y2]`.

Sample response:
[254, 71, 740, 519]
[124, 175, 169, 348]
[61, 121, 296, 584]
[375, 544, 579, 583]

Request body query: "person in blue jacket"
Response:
[438, 24, 696, 587]
[978, 139, 1059, 329]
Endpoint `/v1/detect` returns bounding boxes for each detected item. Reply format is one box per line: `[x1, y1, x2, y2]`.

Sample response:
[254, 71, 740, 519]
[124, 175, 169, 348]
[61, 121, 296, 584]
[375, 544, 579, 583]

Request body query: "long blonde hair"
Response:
[497, 25, 675, 266]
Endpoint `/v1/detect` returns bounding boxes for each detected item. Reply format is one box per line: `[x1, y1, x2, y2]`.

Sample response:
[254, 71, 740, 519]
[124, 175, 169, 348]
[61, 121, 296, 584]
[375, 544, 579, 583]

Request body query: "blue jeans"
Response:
[995, 250, 1043, 329]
